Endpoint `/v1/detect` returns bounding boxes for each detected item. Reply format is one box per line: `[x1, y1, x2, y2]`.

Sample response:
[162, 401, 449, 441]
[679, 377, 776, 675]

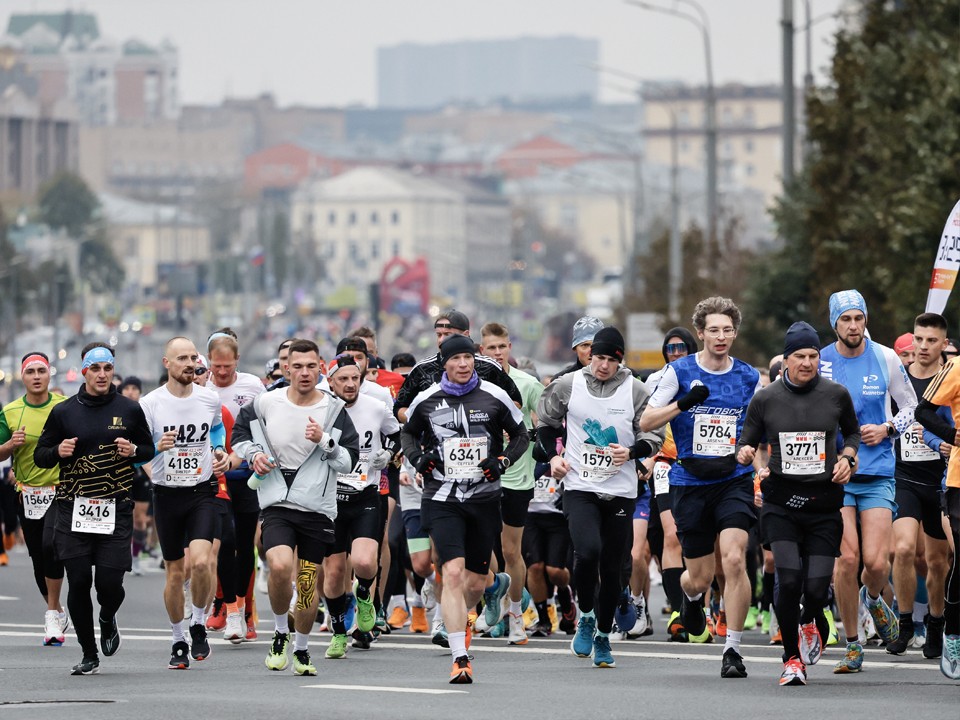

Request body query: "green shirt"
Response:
[501, 367, 544, 490]
[0, 393, 67, 488]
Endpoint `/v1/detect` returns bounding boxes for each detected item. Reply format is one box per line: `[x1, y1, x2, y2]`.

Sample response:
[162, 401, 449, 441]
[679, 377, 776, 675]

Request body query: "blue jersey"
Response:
[819, 338, 917, 478]
[667, 355, 760, 487]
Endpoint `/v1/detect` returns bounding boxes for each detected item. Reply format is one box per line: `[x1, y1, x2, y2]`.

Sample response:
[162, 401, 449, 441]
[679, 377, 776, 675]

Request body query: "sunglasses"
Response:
[195, 367, 207, 375]
[665, 343, 688, 355]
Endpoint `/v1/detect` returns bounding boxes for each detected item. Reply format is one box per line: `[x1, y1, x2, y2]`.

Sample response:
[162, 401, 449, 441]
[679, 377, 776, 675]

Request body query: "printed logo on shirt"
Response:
[108, 416, 126, 430]
[469, 410, 490, 422]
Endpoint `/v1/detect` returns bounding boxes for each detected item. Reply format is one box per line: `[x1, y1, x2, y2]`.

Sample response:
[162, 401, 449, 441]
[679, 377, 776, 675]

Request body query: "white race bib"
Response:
[71, 497, 116, 535]
[579, 443, 617, 482]
[442, 437, 488, 480]
[693, 414, 737, 457]
[165, 444, 205, 485]
[337, 452, 371, 491]
[653, 461, 672, 496]
[22, 486, 55, 520]
[779, 431, 826, 475]
[533, 475, 558, 504]
[900, 424, 940, 462]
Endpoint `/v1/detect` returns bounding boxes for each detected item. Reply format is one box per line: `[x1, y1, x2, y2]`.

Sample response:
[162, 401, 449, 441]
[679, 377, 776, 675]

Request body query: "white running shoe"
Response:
[131, 554, 143, 576]
[421, 575, 438, 612]
[507, 612, 528, 645]
[255, 562, 270, 595]
[224, 611, 244, 645]
[43, 609, 65, 646]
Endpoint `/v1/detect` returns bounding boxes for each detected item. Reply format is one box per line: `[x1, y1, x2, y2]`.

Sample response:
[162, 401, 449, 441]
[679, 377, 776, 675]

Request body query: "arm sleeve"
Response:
[210, 422, 226, 450]
[326, 410, 359, 474]
[887, 352, 918, 434]
[736, 394, 764, 452]
[647, 365, 680, 408]
[915, 399, 955, 445]
[395, 364, 428, 419]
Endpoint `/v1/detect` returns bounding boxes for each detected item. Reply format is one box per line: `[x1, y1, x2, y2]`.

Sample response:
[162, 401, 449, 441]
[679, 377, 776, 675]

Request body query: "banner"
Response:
[926, 198, 960, 314]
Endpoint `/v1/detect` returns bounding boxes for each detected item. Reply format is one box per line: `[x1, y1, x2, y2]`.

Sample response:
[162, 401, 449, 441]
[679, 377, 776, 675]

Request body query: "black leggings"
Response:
[216, 508, 238, 604]
[945, 488, 960, 635]
[232, 509, 259, 601]
[563, 490, 634, 634]
[770, 541, 834, 661]
[63, 557, 126, 657]
[18, 503, 64, 599]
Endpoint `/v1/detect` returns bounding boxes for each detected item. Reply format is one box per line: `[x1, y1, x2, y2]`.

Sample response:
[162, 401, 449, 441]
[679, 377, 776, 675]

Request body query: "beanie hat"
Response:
[783, 321, 821, 358]
[590, 326, 625, 361]
[326, 353, 359, 378]
[829, 289, 867, 328]
[439, 334, 476, 366]
[571, 316, 604, 349]
[893, 333, 914, 355]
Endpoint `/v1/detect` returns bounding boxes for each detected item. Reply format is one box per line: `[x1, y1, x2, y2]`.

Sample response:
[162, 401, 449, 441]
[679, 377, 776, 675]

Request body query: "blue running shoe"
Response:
[614, 588, 637, 633]
[833, 641, 863, 674]
[488, 618, 508, 638]
[571, 614, 597, 657]
[521, 587, 532, 613]
[482, 573, 510, 627]
[593, 634, 616, 667]
[344, 593, 356, 632]
[860, 586, 899, 644]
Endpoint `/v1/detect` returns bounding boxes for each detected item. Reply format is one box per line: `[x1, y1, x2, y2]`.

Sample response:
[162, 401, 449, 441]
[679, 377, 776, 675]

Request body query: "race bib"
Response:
[72, 497, 116, 535]
[338, 452, 371, 491]
[779, 431, 826, 475]
[579, 443, 617, 482]
[533, 475, 558, 504]
[22, 486, 55, 520]
[900, 424, 940, 462]
[653, 461, 672, 496]
[165, 444, 205, 485]
[693, 414, 737, 456]
[442, 437, 488, 480]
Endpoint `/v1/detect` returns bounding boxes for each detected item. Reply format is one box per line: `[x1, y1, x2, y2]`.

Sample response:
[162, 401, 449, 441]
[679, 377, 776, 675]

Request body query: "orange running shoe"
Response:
[387, 606, 410, 629]
[410, 606, 428, 633]
[0, 552, 8, 566]
[449, 655, 473, 684]
[4, 532, 16, 551]
[770, 628, 783, 645]
[714, 610, 727, 638]
[206, 598, 226, 631]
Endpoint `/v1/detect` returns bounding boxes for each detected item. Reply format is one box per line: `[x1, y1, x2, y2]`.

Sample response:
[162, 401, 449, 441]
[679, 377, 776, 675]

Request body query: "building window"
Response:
[391, 210, 400, 225]
[391, 240, 401, 257]
[743, 106, 755, 127]
[370, 211, 379, 224]
[328, 211, 336, 225]
[371, 239, 380, 259]
[680, 140, 689, 153]
[745, 164, 755, 177]
[349, 241, 359, 261]
[677, 108, 690, 127]
[348, 211, 357, 226]
[744, 139, 754, 153]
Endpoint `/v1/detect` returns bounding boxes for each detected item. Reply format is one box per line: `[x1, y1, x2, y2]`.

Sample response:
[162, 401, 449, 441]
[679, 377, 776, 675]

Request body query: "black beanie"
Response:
[591, 326, 625, 361]
[439, 334, 476, 366]
[783, 321, 821, 358]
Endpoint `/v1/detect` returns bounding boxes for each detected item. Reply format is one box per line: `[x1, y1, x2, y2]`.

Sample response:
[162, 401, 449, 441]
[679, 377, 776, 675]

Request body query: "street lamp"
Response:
[625, 0, 717, 247]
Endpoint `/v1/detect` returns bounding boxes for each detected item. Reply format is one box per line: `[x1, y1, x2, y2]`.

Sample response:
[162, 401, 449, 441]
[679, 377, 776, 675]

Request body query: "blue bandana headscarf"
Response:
[828, 289, 867, 328]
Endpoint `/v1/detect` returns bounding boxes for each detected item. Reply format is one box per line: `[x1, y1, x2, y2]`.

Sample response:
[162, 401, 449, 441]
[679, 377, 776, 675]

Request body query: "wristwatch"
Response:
[499, 456, 512, 470]
[842, 455, 856, 469]
[885, 422, 895, 437]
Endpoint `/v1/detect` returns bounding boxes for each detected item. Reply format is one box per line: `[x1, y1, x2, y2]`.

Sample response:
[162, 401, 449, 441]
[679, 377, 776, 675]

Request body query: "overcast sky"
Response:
[4, 0, 849, 107]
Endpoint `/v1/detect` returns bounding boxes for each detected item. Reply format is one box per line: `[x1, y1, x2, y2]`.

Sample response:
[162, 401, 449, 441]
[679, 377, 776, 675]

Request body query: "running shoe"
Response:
[713, 609, 728, 638]
[680, 594, 707, 637]
[941, 634, 960, 679]
[531, 619, 553, 637]
[432, 618, 449, 648]
[325, 633, 348, 659]
[667, 611, 688, 642]
[344, 593, 356, 632]
[761, 609, 771, 634]
[244, 617, 258, 642]
[885, 616, 912, 655]
[473, 613, 491, 635]
[351, 628, 372, 649]
[449, 655, 473, 684]
[70, 654, 100, 675]
[375, 605, 389, 636]
[743, 606, 759, 631]
[482, 572, 510, 627]
[488, 618, 508, 638]
[798, 620, 822, 665]
[224, 611, 244, 644]
[131, 554, 143, 576]
[523, 604, 539, 631]
[860, 586, 898, 644]
[769, 628, 782, 645]
[833, 641, 864, 674]
[720, 647, 747, 678]
[571, 614, 597, 657]
[189, 623, 211, 661]
[559, 602, 577, 634]
[823, 608, 839, 646]
[292, 649, 316, 676]
[44, 609, 65, 646]
[547, 603, 559, 633]
[169, 640, 190, 670]
[255, 560, 270, 595]
[265, 631, 290, 670]
[923, 614, 944, 659]
[387, 605, 409, 630]
[593, 635, 616, 668]
[353, 581, 376, 633]
[98, 614, 121, 657]
[779, 656, 806, 686]
[410, 606, 429, 633]
[507, 612, 528, 645]
[614, 588, 637, 633]
[206, 598, 226, 631]
[465, 616, 473, 650]
[911, 618, 927, 648]
[0, 551, 8, 566]
[421, 575, 438, 612]
[626, 598, 649, 639]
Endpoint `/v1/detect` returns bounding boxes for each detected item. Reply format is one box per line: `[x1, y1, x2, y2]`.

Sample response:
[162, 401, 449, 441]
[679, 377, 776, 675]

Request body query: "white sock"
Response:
[434, 605, 444, 621]
[631, 593, 642, 605]
[274, 612, 290, 634]
[685, 591, 703, 602]
[724, 629, 742, 653]
[389, 594, 405, 611]
[509, 600, 521, 616]
[449, 630, 467, 659]
[190, 605, 206, 626]
[294, 631, 309, 651]
[410, 594, 424, 608]
[171, 622, 186, 642]
[426, 571, 437, 584]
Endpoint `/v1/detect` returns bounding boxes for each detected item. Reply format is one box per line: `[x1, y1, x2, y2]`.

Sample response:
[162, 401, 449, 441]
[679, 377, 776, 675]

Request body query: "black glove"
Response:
[677, 384, 710, 412]
[628, 440, 655, 461]
[415, 451, 444, 477]
[478, 456, 505, 483]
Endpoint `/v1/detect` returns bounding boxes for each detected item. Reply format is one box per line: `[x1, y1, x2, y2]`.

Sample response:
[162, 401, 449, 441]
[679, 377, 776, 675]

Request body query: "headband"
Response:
[81, 346, 115, 373]
[21, 354, 49, 374]
[207, 332, 233, 349]
[327, 353, 359, 378]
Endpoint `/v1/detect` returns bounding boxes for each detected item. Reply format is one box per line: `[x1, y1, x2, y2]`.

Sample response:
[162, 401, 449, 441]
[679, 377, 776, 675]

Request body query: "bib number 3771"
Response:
[72, 497, 116, 535]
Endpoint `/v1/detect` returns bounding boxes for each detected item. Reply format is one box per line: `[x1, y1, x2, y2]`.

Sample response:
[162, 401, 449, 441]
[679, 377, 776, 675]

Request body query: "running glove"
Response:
[676, 384, 710, 411]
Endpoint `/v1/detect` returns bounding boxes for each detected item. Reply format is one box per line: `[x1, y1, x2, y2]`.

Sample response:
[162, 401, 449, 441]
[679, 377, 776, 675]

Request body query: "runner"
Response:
[0, 352, 68, 644]
[736, 322, 860, 686]
[34, 342, 155, 675]
[552, 316, 605, 381]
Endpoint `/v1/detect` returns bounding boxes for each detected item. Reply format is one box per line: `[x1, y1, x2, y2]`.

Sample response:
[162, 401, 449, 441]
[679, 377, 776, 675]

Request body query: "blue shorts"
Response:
[633, 488, 651, 521]
[843, 475, 897, 513]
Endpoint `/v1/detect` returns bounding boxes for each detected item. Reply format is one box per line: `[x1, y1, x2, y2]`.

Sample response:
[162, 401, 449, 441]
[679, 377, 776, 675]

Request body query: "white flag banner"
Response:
[926, 198, 960, 315]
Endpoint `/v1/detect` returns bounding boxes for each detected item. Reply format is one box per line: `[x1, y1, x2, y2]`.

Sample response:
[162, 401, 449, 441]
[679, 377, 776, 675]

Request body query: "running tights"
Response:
[770, 541, 833, 662]
[232, 509, 259, 602]
[62, 557, 125, 657]
[945, 488, 960, 636]
[217, 509, 238, 604]
[19, 509, 63, 599]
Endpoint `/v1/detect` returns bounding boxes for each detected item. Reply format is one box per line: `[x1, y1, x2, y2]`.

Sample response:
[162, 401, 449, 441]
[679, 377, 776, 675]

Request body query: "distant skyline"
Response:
[4, 0, 849, 108]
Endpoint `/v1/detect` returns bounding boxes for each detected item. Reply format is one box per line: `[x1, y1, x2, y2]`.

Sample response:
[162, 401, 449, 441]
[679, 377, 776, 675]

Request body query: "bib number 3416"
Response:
[72, 497, 116, 535]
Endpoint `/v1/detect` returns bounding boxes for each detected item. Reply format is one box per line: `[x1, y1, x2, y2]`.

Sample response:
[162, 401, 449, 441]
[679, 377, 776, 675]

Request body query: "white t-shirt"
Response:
[207, 372, 264, 420]
[337, 393, 400, 492]
[256, 389, 332, 470]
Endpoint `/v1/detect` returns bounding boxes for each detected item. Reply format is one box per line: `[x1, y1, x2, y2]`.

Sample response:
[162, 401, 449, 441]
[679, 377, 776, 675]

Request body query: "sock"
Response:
[294, 631, 309, 651]
[434, 605, 443, 621]
[355, 575, 374, 601]
[581, 608, 596, 621]
[410, 594, 424, 609]
[913, 601, 928, 625]
[171, 622, 186, 642]
[866, 591, 881, 606]
[191, 604, 206, 626]
[509, 600, 521, 616]
[388, 594, 405, 611]
[685, 591, 703, 602]
[449, 630, 467, 659]
[846, 635, 859, 645]
[596, 629, 609, 639]
[662, 567, 684, 611]
[536, 600, 550, 624]
[724, 629, 742, 653]
[631, 593, 642, 605]
[327, 594, 347, 635]
[899, 611, 913, 626]
[274, 612, 289, 634]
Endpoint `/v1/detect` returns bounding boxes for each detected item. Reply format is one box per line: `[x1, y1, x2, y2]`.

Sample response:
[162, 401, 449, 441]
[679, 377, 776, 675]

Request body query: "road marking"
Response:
[0, 596, 19, 601]
[302, 684, 467, 695]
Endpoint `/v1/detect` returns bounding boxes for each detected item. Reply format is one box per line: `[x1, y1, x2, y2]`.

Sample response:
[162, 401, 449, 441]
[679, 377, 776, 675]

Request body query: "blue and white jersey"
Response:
[819, 338, 917, 478]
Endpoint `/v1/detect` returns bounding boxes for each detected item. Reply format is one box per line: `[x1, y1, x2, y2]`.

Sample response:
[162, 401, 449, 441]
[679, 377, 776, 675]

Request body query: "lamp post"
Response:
[626, 0, 716, 246]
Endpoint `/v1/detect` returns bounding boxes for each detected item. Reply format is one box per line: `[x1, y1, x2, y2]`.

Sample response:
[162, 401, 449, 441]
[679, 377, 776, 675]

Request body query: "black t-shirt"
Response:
[894, 372, 946, 486]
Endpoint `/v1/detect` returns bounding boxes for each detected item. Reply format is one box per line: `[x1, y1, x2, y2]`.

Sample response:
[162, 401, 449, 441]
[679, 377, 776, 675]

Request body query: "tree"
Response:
[747, 0, 960, 347]
[37, 172, 100, 238]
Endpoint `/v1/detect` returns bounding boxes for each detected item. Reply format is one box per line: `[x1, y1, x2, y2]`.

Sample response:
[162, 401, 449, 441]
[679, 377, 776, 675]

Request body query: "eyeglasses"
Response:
[704, 327, 736, 338]
[195, 367, 207, 375]
[665, 343, 688, 355]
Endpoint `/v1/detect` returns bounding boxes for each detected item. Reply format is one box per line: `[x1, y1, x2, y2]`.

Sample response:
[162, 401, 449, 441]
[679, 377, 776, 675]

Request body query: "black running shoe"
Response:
[720, 647, 748, 678]
[169, 640, 190, 670]
[681, 594, 707, 637]
[351, 628, 372, 649]
[99, 615, 121, 656]
[924, 614, 945, 659]
[189, 623, 211, 661]
[886, 617, 912, 655]
[71, 654, 100, 675]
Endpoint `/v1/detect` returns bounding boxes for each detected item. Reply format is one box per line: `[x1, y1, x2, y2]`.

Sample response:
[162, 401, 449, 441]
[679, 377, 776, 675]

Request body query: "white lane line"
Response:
[302, 684, 467, 695]
[0, 596, 19, 601]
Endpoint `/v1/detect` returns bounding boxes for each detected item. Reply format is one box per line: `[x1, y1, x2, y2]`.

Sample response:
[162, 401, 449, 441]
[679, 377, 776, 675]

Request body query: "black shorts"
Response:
[671, 474, 756, 559]
[225, 472, 260, 514]
[261, 505, 335, 564]
[387, 463, 400, 502]
[153, 484, 221, 561]
[131, 468, 152, 503]
[332, 488, 381, 554]
[53, 498, 134, 571]
[760, 501, 842, 558]
[895, 480, 947, 540]
[646, 491, 665, 560]
[423, 498, 501, 575]
[945, 487, 960, 533]
[501, 486, 534, 528]
[522, 511, 569, 568]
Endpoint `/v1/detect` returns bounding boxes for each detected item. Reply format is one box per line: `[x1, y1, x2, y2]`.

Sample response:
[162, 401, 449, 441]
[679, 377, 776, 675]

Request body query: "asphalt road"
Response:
[0, 547, 955, 719]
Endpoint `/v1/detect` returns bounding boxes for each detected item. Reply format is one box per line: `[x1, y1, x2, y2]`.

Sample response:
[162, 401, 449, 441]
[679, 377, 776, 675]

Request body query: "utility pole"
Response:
[782, 0, 796, 183]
